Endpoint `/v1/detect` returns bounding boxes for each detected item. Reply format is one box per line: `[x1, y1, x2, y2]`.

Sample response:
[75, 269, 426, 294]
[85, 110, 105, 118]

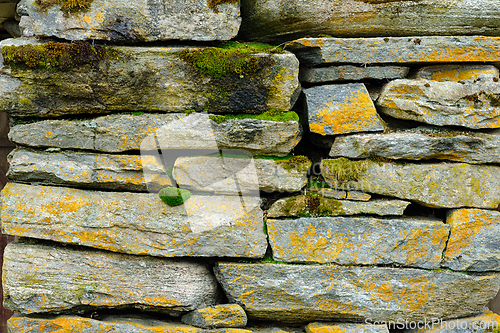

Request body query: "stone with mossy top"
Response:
[182, 304, 247, 328]
[159, 187, 192, 207]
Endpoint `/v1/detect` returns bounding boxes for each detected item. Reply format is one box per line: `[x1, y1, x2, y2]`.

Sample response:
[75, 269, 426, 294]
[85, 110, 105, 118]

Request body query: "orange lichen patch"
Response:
[418, 65, 499, 82]
[399, 228, 447, 264]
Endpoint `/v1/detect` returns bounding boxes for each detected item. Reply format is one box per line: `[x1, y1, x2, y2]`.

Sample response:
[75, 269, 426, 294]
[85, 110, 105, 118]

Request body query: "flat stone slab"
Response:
[321, 159, 500, 209]
[286, 37, 500, 66]
[416, 65, 499, 82]
[299, 65, 409, 83]
[0, 45, 299, 117]
[318, 189, 371, 201]
[8, 113, 302, 156]
[182, 304, 247, 328]
[329, 128, 500, 164]
[267, 217, 448, 268]
[0, 183, 267, 258]
[173, 156, 310, 193]
[24, 0, 240, 42]
[443, 209, 500, 272]
[3, 241, 220, 314]
[7, 148, 171, 191]
[303, 84, 384, 136]
[214, 263, 500, 323]
[402, 309, 500, 332]
[377, 79, 500, 129]
[306, 322, 389, 333]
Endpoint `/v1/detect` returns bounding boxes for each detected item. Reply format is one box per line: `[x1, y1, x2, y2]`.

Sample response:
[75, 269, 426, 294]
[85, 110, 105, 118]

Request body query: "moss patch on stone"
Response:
[210, 110, 299, 124]
[158, 187, 192, 206]
[36, 0, 93, 14]
[281, 193, 344, 218]
[323, 158, 368, 182]
[275, 155, 311, 173]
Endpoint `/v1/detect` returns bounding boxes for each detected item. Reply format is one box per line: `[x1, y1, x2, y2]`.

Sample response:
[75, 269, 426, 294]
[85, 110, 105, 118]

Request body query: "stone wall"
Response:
[2, 1, 500, 332]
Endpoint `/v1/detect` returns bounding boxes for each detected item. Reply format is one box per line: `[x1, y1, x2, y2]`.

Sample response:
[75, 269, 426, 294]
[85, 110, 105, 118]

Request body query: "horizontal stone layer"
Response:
[267, 217, 448, 268]
[306, 322, 389, 333]
[286, 37, 500, 66]
[299, 65, 409, 83]
[1, 45, 299, 117]
[3, 241, 220, 314]
[8, 113, 302, 156]
[182, 304, 247, 329]
[24, 0, 240, 42]
[0, 183, 267, 258]
[402, 310, 500, 332]
[7, 148, 171, 191]
[416, 65, 499, 82]
[214, 263, 500, 323]
[321, 159, 500, 209]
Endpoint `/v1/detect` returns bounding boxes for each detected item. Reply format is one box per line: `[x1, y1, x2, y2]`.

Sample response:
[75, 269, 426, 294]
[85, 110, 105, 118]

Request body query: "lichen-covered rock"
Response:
[173, 156, 310, 193]
[443, 209, 500, 271]
[214, 263, 500, 323]
[7, 148, 171, 191]
[303, 84, 385, 136]
[267, 216, 448, 268]
[318, 189, 371, 201]
[321, 159, 500, 209]
[0, 183, 266, 258]
[416, 65, 499, 82]
[0, 45, 299, 117]
[3, 241, 220, 315]
[182, 304, 247, 328]
[329, 129, 500, 164]
[402, 310, 500, 332]
[306, 322, 389, 333]
[287, 37, 500, 66]
[299, 66, 409, 83]
[8, 113, 302, 156]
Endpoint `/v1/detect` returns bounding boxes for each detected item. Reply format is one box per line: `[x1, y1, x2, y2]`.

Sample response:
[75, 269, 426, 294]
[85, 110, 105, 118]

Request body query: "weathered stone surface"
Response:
[347, 191, 371, 201]
[321, 159, 500, 209]
[318, 189, 371, 201]
[443, 209, 500, 272]
[416, 65, 499, 82]
[287, 37, 500, 66]
[173, 156, 310, 193]
[267, 197, 410, 218]
[182, 304, 247, 328]
[402, 310, 500, 332]
[329, 128, 500, 164]
[214, 263, 500, 323]
[7, 148, 171, 191]
[0, 46, 299, 117]
[8, 113, 302, 156]
[1, 183, 266, 258]
[377, 79, 500, 129]
[303, 84, 385, 136]
[300, 65, 409, 83]
[267, 216, 447, 268]
[3, 241, 220, 314]
[306, 322, 389, 333]
[24, 0, 240, 42]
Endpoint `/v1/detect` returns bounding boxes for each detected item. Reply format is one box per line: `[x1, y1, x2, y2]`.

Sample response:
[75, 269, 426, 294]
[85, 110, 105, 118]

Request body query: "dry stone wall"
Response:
[2, 1, 500, 333]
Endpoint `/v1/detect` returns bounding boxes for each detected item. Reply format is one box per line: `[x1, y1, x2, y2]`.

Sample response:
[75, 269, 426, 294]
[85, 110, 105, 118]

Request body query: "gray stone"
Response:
[346, 191, 371, 201]
[303, 84, 385, 136]
[3, 20, 22, 38]
[329, 128, 500, 164]
[443, 209, 500, 272]
[267, 216, 448, 268]
[214, 263, 500, 323]
[173, 156, 310, 193]
[24, 0, 240, 42]
[300, 65, 409, 83]
[286, 36, 500, 66]
[0, 45, 299, 117]
[0, 183, 267, 258]
[401, 309, 500, 332]
[321, 159, 500, 209]
[306, 322, 389, 333]
[8, 113, 302, 156]
[416, 64, 499, 82]
[3, 241, 220, 314]
[182, 304, 247, 328]
[7, 148, 171, 191]
[377, 79, 500, 129]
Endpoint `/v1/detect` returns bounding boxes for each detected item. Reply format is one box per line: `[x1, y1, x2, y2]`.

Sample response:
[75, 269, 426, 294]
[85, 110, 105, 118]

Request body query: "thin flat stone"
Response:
[416, 64, 499, 82]
[300, 65, 409, 83]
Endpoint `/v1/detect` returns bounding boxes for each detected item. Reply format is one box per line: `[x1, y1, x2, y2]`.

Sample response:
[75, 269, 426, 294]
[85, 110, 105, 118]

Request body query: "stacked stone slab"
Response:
[2, 0, 500, 332]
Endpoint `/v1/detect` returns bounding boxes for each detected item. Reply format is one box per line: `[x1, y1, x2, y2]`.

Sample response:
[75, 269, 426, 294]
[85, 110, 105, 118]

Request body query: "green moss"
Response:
[282, 193, 344, 218]
[36, 0, 93, 14]
[323, 158, 368, 182]
[261, 255, 287, 264]
[263, 219, 268, 235]
[158, 187, 192, 206]
[132, 112, 144, 116]
[210, 110, 299, 124]
[485, 326, 500, 333]
[275, 155, 311, 173]
[184, 109, 196, 114]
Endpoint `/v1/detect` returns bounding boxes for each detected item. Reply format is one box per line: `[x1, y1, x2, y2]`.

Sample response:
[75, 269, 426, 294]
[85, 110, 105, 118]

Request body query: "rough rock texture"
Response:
[267, 197, 410, 218]
[443, 209, 500, 272]
[173, 156, 310, 193]
[7, 148, 171, 191]
[24, 0, 241, 42]
[377, 79, 500, 129]
[416, 65, 499, 82]
[299, 66, 409, 83]
[0, 37, 40, 68]
[321, 159, 500, 209]
[3, 241, 220, 314]
[402, 310, 500, 332]
[329, 129, 500, 164]
[287, 37, 500, 66]
[303, 84, 385, 136]
[0, 183, 267, 258]
[267, 217, 448, 268]
[318, 189, 371, 201]
[0, 46, 299, 117]
[306, 322, 389, 333]
[182, 304, 247, 328]
[8, 113, 302, 156]
[214, 263, 500, 323]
